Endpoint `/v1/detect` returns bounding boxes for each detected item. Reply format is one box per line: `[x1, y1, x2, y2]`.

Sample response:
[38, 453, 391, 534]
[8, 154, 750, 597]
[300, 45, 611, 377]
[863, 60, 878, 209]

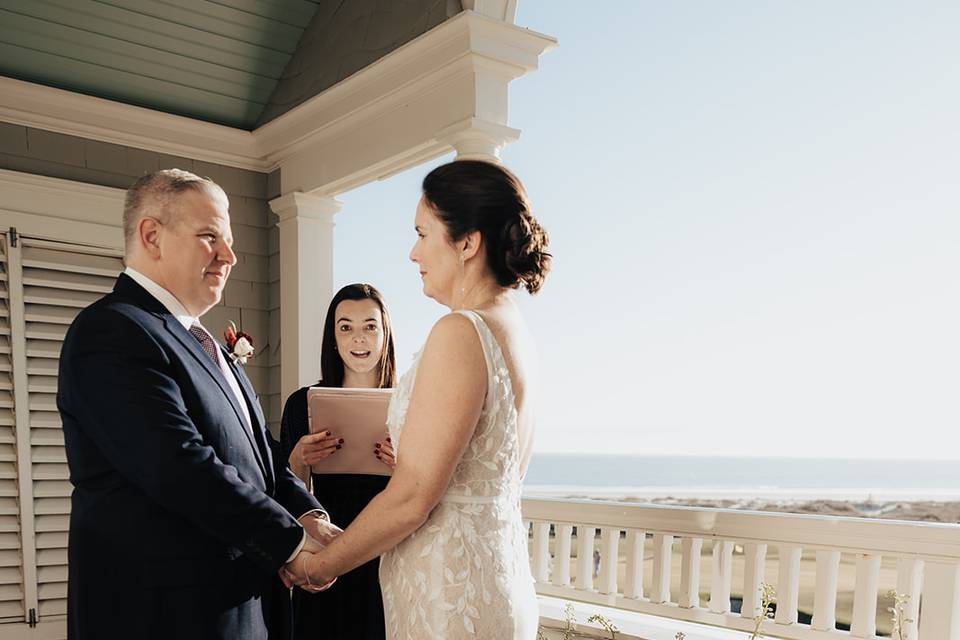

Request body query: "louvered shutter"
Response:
[19, 240, 122, 618]
[0, 234, 25, 622]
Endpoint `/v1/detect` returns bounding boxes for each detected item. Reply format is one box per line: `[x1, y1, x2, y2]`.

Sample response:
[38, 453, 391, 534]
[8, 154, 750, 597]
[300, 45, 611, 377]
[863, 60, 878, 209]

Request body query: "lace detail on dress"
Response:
[379, 311, 537, 639]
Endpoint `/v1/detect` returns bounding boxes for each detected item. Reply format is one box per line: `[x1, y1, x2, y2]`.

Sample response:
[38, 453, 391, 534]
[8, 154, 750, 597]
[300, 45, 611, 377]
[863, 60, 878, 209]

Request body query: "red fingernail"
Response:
[335, 444, 341, 450]
[386, 437, 391, 442]
[325, 431, 331, 436]
[338, 438, 344, 444]
[375, 443, 381, 449]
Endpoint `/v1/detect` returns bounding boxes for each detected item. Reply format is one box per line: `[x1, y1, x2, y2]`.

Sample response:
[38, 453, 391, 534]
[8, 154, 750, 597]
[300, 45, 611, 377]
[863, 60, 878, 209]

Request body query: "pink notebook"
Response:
[306, 387, 393, 476]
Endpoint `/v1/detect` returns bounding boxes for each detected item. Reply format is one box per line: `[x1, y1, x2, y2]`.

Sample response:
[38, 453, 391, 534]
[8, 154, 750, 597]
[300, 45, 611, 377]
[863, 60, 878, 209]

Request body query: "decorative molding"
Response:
[0, 12, 557, 186]
[0, 77, 261, 171]
[437, 117, 520, 161]
[269, 191, 342, 222]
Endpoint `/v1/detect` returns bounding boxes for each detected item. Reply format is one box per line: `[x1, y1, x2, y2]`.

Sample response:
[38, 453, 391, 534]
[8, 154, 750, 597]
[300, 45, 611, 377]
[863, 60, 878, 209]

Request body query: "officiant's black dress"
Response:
[278, 386, 389, 640]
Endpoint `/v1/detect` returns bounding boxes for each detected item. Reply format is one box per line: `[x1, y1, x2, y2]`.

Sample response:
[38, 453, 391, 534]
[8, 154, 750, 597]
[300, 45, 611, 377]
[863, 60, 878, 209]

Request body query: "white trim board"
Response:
[0, 168, 124, 248]
[0, 11, 556, 187]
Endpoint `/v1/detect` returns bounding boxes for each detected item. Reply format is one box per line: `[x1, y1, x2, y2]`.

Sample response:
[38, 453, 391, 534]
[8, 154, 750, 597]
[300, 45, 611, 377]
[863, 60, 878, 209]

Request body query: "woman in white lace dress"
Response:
[290, 160, 551, 638]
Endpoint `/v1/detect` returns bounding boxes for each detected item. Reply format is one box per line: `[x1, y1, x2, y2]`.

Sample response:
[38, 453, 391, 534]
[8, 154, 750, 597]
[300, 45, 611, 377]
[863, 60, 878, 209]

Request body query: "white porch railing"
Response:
[522, 497, 960, 640]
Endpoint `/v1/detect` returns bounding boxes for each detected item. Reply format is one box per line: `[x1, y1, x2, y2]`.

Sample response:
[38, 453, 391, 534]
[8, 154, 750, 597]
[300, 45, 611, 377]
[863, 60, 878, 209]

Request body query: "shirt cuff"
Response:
[286, 532, 308, 564]
[285, 509, 330, 564]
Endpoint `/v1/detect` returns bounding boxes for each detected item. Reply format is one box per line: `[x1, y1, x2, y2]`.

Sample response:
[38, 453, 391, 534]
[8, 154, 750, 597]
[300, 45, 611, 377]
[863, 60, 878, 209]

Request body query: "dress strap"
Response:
[455, 309, 496, 383]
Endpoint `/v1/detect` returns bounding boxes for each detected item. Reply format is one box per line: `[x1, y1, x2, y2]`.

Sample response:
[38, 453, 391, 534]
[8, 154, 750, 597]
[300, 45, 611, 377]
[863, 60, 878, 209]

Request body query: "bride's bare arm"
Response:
[300, 313, 486, 583]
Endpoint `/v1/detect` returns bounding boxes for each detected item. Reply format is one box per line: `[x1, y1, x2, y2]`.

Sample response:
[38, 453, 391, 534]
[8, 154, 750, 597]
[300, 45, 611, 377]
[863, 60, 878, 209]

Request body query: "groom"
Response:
[57, 169, 336, 640]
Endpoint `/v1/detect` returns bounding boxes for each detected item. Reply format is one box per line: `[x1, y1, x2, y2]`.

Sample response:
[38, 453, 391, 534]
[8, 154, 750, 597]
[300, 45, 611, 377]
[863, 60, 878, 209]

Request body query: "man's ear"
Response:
[461, 230, 483, 262]
[138, 216, 163, 259]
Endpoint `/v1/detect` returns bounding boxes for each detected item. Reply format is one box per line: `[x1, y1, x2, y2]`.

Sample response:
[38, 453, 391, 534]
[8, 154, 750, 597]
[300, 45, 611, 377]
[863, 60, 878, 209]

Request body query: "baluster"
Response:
[918, 561, 960, 640]
[709, 540, 734, 613]
[742, 543, 767, 619]
[775, 545, 802, 625]
[624, 530, 646, 600]
[679, 537, 703, 608]
[651, 533, 673, 604]
[811, 550, 841, 631]
[599, 527, 619, 595]
[553, 524, 573, 587]
[850, 554, 882, 638]
[531, 522, 551, 584]
[576, 524, 596, 591]
[895, 558, 923, 640]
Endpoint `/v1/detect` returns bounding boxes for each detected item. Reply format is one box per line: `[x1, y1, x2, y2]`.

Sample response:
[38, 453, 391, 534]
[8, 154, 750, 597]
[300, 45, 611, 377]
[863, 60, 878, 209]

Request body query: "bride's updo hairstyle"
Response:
[422, 160, 551, 294]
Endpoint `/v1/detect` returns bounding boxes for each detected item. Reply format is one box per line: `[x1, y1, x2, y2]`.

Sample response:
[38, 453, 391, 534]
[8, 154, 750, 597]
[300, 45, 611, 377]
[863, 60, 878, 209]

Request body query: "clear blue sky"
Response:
[332, 1, 959, 458]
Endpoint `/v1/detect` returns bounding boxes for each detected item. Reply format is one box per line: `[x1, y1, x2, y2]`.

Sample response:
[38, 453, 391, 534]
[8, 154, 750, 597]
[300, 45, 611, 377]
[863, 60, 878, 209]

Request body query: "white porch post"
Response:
[270, 192, 342, 402]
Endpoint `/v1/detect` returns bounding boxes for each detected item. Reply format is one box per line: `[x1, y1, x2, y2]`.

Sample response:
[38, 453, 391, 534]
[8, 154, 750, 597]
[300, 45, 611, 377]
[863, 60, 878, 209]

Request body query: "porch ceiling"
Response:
[0, 0, 321, 129]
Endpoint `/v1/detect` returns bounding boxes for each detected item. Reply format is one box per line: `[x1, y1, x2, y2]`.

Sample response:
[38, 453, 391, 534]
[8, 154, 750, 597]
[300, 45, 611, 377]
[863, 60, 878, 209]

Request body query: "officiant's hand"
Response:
[374, 435, 395, 469]
[289, 431, 343, 469]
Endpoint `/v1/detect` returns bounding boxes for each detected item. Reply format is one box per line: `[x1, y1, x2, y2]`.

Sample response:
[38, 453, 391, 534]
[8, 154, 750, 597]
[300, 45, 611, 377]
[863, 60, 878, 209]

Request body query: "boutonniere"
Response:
[224, 321, 255, 365]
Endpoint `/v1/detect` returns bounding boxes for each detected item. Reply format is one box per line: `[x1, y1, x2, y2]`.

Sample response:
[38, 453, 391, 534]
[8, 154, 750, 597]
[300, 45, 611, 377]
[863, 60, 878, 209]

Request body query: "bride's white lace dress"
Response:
[379, 309, 538, 639]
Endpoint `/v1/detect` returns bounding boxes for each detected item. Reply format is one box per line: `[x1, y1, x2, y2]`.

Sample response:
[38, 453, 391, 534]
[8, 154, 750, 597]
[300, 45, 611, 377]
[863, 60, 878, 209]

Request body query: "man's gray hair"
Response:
[122, 169, 225, 251]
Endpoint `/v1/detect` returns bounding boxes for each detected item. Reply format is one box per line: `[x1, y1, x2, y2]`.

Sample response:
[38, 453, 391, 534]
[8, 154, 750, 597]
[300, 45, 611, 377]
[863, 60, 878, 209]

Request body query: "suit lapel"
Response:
[163, 316, 270, 482]
[222, 348, 275, 490]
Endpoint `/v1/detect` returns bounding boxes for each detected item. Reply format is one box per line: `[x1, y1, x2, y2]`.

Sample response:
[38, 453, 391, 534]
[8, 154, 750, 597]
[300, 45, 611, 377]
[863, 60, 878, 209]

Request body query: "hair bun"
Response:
[501, 210, 551, 294]
[422, 160, 552, 294]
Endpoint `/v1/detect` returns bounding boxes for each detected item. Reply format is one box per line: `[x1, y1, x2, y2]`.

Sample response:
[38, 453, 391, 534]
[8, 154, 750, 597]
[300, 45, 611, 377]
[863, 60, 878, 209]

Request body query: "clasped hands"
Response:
[279, 512, 342, 593]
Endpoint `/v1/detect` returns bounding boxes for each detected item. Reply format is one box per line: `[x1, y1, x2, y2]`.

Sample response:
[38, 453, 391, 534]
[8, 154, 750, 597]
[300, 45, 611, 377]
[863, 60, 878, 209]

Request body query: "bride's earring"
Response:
[458, 254, 466, 303]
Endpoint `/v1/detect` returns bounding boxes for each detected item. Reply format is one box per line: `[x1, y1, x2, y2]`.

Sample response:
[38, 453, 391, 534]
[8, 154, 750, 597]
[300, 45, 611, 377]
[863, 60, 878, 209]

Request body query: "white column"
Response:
[624, 530, 645, 599]
[918, 561, 960, 640]
[461, 0, 518, 23]
[850, 554, 882, 638]
[679, 537, 703, 609]
[270, 192, 342, 402]
[553, 524, 573, 587]
[436, 117, 520, 163]
[531, 522, 551, 584]
[775, 545, 803, 625]
[651, 534, 674, 604]
[576, 524, 595, 591]
[896, 558, 923, 640]
[598, 527, 620, 595]
[742, 543, 768, 619]
[709, 540, 734, 614]
[811, 550, 841, 631]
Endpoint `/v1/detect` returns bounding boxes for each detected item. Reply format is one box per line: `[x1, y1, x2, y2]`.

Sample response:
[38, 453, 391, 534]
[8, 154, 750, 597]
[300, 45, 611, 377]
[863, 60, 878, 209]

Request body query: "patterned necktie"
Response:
[189, 323, 220, 365]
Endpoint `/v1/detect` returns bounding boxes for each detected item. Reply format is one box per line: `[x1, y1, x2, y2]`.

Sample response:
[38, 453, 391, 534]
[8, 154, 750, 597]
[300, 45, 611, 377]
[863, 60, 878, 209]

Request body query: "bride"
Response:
[289, 159, 551, 638]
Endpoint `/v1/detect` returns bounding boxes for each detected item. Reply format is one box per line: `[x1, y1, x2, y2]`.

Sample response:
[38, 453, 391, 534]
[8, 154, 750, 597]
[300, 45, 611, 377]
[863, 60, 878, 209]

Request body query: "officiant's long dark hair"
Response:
[318, 283, 397, 388]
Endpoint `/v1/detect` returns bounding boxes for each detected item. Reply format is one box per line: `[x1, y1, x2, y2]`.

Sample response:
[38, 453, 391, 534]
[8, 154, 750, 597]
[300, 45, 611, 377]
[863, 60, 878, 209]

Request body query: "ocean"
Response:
[522, 454, 960, 500]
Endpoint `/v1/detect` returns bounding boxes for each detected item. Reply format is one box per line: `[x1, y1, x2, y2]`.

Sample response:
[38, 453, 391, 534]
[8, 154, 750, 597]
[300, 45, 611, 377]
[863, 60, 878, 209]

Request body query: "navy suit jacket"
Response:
[58, 273, 321, 640]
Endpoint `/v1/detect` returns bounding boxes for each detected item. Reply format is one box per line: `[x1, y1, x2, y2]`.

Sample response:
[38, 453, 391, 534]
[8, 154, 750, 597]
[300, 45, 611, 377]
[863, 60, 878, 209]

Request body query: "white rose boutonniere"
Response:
[223, 321, 255, 365]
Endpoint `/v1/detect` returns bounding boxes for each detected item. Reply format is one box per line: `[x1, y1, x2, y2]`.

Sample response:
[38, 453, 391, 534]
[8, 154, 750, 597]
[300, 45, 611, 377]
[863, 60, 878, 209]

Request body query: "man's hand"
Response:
[299, 512, 343, 547]
[276, 513, 343, 592]
[280, 549, 337, 593]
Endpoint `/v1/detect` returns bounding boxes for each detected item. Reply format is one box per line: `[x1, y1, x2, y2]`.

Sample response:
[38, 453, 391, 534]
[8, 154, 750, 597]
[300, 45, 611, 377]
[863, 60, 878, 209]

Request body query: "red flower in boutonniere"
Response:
[224, 321, 255, 365]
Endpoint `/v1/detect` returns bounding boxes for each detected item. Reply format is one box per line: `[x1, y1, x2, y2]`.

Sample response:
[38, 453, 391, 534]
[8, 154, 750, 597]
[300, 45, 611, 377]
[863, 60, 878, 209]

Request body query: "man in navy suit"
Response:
[57, 169, 337, 640]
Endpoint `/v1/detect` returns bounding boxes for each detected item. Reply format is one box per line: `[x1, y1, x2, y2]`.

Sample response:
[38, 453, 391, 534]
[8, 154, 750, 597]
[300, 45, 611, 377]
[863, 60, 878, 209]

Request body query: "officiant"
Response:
[279, 283, 397, 640]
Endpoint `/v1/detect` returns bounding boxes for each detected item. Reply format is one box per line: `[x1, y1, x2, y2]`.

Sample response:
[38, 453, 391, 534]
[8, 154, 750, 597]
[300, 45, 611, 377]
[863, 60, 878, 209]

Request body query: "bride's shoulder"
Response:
[422, 312, 483, 359]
